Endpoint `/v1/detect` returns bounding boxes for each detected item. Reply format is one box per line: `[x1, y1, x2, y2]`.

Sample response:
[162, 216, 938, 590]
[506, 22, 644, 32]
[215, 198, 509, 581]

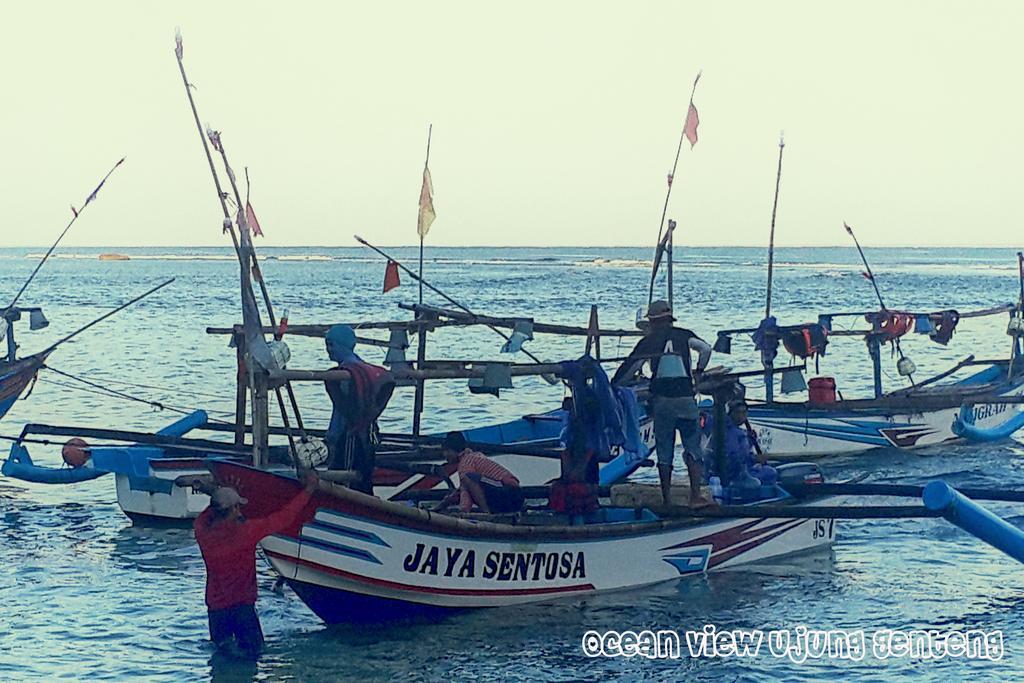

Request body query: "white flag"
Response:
[417, 167, 435, 238]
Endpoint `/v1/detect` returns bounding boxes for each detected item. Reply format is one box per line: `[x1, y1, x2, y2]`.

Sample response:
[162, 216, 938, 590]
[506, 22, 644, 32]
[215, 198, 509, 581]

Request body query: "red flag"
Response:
[383, 260, 401, 293]
[861, 271, 874, 281]
[684, 103, 699, 148]
[246, 202, 263, 237]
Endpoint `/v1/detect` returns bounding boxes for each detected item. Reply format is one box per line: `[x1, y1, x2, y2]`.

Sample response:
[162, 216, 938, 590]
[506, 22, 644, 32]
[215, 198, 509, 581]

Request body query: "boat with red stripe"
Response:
[209, 459, 838, 623]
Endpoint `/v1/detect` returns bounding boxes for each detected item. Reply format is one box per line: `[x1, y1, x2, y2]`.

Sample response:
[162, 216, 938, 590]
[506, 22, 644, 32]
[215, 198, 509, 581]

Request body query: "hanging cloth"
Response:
[559, 356, 626, 457]
[928, 310, 960, 345]
[865, 311, 913, 342]
[781, 324, 829, 359]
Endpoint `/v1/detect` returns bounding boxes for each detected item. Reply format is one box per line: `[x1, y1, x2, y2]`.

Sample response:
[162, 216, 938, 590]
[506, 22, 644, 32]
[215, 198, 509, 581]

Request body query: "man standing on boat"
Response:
[323, 324, 395, 494]
[194, 471, 318, 658]
[611, 300, 711, 506]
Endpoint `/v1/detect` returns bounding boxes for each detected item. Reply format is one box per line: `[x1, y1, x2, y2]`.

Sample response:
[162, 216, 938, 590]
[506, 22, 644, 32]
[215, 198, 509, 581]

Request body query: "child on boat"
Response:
[436, 432, 525, 514]
[703, 400, 777, 489]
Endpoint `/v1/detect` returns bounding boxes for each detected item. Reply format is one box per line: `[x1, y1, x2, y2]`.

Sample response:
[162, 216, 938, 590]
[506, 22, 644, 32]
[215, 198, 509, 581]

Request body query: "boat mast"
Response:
[173, 29, 303, 468]
[763, 134, 785, 403]
[1009, 252, 1024, 379]
[648, 72, 701, 305]
[413, 125, 433, 435]
[844, 222, 913, 395]
[764, 134, 785, 320]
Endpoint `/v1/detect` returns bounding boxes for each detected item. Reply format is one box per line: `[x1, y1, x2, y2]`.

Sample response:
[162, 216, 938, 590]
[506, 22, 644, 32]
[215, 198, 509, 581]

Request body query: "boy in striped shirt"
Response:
[436, 432, 525, 514]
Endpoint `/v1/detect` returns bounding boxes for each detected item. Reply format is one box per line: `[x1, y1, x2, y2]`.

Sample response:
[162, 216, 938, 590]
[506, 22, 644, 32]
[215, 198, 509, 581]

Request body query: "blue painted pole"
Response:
[868, 336, 882, 398]
[923, 480, 1024, 564]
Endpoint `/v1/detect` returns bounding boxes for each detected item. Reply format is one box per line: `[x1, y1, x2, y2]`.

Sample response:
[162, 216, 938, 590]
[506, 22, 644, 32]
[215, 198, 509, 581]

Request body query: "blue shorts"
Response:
[208, 604, 264, 657]
[464, 473, 525, 513]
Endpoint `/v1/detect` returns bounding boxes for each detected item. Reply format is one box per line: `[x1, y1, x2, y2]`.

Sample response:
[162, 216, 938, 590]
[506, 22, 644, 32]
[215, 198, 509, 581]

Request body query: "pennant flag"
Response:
[861, 271, 874, 281]
[417, 167, 435, 238]
[684, 102, 699, 148]
[206, 128, 223, 153]
[383, 260, 401, 293]
[246, 202, 264, 237]
[666, 173, 673, 186]
[81, 159, 123, 208]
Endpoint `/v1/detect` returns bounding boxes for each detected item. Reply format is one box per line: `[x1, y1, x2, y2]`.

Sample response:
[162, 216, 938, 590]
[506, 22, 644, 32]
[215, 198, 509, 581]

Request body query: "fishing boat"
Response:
[0, 305, 50, 422]
[208, 458, 838, 623]
[3, 398, 649, 525]
[667, 138, 1024, 458]
[708, 300, 1024, 458]
[0, 160, 129, 423]
[0, 349, 48, 422]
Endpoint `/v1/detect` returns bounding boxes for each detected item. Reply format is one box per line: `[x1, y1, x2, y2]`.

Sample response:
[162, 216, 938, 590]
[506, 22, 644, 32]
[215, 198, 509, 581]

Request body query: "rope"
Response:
[37, 367, 236, 424]
[82, 372, 233, 402]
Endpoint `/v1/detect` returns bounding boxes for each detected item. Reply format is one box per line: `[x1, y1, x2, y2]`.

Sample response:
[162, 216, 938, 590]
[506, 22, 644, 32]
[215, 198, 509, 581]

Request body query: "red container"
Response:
[808, 376, 837, 404]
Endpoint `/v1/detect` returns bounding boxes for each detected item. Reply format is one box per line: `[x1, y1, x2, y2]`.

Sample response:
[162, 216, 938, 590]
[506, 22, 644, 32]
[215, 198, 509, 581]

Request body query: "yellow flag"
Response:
[417, 167, 435, 238]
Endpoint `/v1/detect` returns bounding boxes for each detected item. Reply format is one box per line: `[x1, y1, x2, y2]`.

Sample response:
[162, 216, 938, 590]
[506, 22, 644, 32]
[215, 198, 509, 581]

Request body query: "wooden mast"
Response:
[763, 134, 785, 404]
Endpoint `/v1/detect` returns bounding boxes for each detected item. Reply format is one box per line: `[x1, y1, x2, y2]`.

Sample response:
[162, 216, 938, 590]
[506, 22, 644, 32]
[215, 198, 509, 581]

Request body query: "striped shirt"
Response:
[457, 450, 520, 512]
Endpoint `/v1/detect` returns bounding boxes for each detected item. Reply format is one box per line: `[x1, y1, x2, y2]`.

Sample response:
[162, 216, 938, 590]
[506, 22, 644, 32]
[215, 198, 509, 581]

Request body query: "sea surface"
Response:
[0, 245, 1022, 681]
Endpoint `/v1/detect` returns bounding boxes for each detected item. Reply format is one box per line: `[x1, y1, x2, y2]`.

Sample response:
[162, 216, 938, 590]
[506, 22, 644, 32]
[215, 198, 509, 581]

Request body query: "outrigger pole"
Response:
[173, 29, 302, 468]
[42, 279, 174, 353]
[648, 71, 701, 305]
[3, 158, 126, 318]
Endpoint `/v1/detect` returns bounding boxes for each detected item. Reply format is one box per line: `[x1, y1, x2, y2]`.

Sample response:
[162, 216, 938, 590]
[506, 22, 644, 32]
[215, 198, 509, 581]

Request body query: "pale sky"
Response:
[1, 1, 1021, 248]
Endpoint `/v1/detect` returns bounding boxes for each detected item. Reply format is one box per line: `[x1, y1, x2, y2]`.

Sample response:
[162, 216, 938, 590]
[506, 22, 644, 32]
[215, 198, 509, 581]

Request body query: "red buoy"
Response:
[62, 437, 90, 468]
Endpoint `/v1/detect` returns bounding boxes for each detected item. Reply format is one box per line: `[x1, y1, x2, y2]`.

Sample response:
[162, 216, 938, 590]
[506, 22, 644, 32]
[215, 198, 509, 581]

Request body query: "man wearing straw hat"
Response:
[612, 300, 712, 506]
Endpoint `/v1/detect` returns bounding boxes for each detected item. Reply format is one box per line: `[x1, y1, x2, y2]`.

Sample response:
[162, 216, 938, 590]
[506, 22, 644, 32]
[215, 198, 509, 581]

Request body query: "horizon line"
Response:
[3, 243, 1024, 250]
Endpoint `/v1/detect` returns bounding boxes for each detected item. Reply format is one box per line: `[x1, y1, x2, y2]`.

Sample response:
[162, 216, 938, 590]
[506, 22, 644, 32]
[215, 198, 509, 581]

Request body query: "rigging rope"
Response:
[37, 367, 236, 423]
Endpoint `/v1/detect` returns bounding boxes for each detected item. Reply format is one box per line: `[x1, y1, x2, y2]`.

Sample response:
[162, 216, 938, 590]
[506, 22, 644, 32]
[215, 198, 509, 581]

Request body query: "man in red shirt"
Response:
[435, 432, 524, 514]
[194, 471, 318, 657]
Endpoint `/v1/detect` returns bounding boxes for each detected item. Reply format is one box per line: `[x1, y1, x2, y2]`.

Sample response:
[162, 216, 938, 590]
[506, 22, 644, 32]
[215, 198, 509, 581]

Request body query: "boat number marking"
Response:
[812, 519, 835, 540]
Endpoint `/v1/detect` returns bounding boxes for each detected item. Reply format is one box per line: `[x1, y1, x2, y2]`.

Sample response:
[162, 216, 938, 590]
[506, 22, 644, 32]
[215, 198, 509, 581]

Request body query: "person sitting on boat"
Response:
[704, 400, 777, 489]
[436, 431, 525, 514]
[549, 417, 601, 515]
[323, 324, 395, 495]
[611, 299, 711, 506]
[194, 471, 318, 659]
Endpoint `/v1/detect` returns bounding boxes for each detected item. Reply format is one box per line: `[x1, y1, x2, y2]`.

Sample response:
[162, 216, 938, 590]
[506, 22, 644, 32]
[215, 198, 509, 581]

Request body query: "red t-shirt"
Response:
[194, 489, 312, 611]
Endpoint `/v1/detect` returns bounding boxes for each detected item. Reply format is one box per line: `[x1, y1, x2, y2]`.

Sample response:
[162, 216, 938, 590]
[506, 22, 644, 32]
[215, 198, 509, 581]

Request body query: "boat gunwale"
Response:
[212, 461, 829, 544]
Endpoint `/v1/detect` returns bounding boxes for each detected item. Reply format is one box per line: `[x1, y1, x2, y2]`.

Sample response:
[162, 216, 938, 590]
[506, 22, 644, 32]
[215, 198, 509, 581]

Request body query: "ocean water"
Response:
[0, 245, 1022, 681]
